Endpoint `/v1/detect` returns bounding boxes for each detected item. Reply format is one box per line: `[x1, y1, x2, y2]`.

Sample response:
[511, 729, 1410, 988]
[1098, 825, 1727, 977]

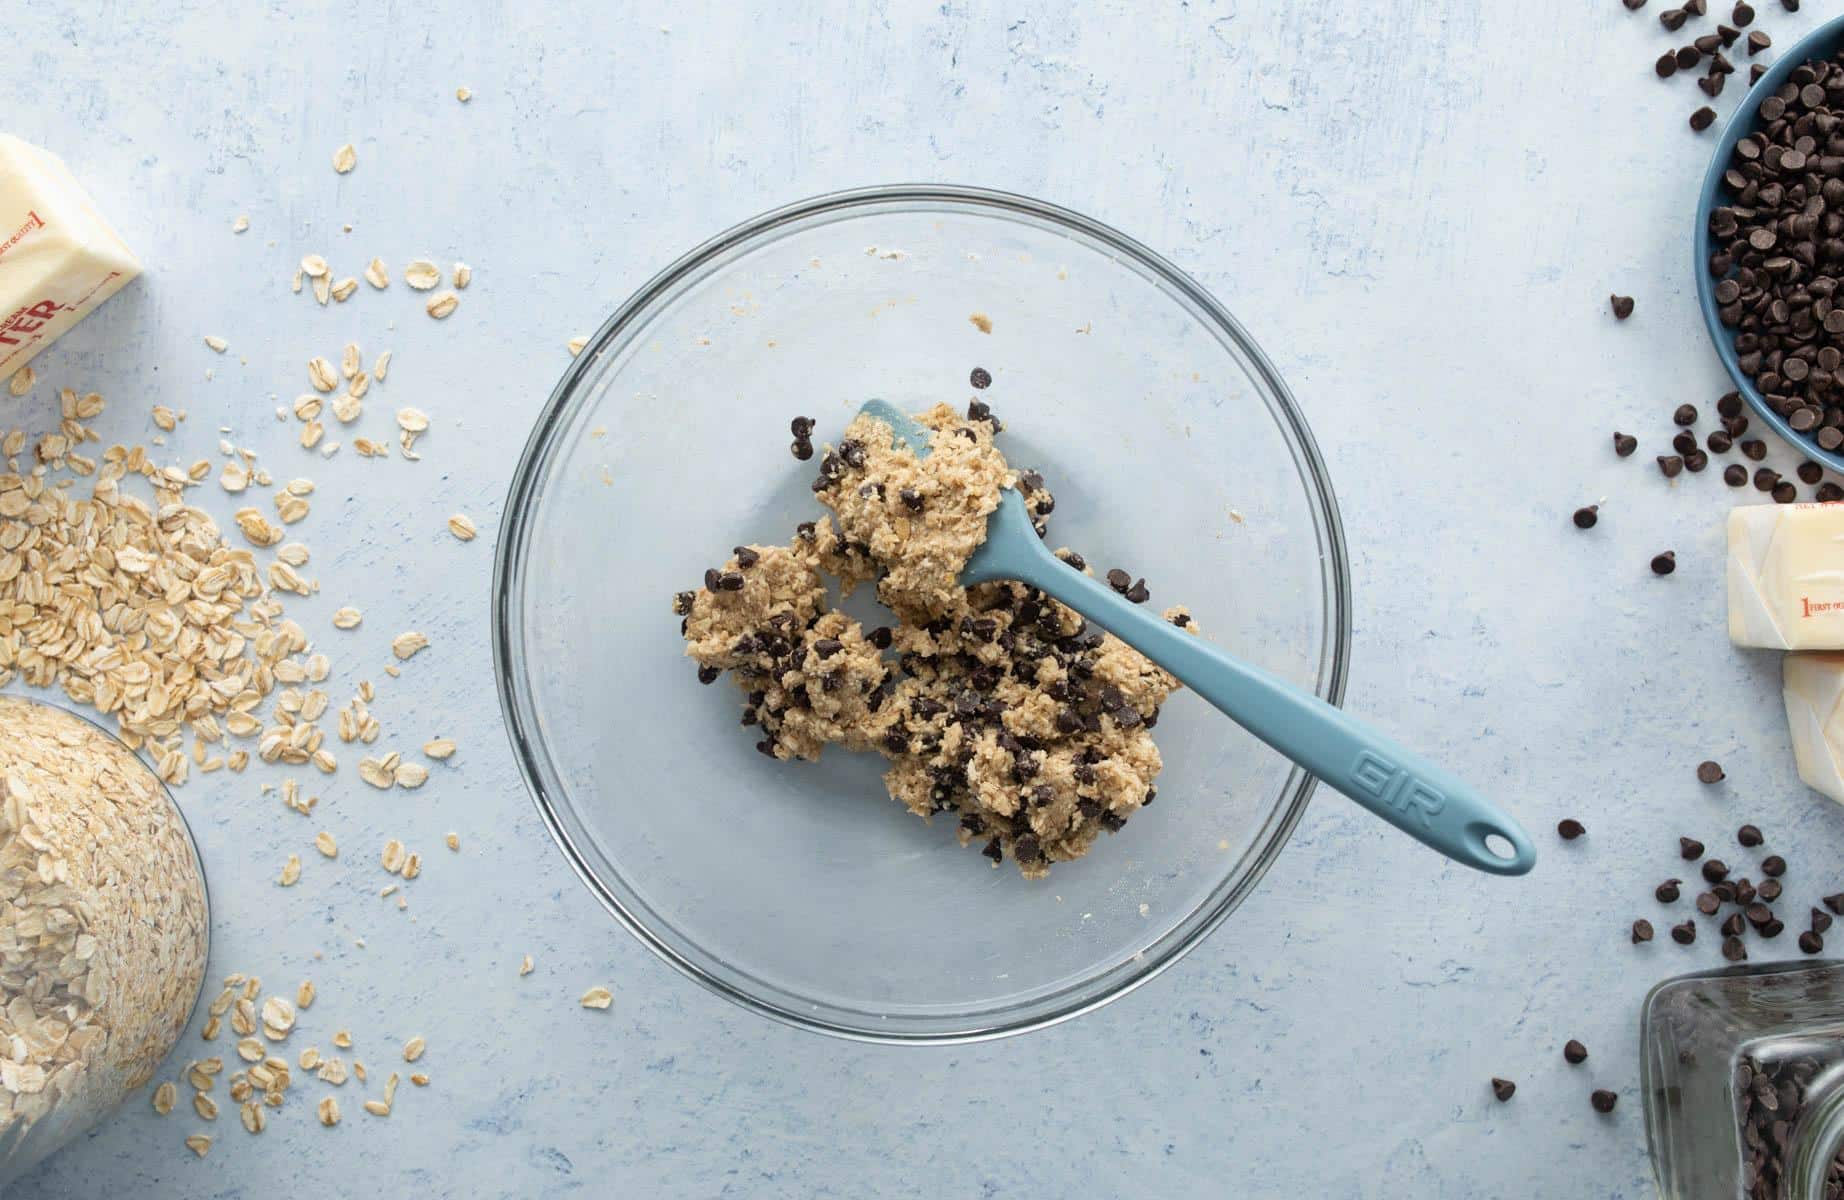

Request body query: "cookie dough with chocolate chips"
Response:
[677, 400, 1196, 877]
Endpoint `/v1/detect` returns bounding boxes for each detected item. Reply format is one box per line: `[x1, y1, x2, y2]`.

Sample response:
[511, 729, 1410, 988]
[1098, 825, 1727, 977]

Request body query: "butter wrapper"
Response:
[1785, 651, 1844, 805]
[0, 133, 140, 378]
[1728, 503, 1844, 650]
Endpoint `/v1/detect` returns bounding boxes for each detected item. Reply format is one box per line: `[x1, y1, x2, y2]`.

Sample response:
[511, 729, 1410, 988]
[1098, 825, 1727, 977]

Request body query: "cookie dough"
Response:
[676, 400, 1196, 877]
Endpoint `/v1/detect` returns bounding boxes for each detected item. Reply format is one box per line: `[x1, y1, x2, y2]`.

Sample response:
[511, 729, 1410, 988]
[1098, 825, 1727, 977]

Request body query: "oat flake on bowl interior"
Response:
[0, 695, 208, 1184]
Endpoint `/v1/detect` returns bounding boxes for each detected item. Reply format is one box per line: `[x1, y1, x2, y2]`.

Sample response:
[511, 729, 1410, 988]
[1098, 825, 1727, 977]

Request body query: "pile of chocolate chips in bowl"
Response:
[1710, 51, 1844, 454]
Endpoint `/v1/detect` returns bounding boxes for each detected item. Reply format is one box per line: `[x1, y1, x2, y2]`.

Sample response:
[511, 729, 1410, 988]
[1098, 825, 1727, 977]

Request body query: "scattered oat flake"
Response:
[153, 1082, 178, 1114]
[363, 1099, 390, 1117]
[332, 1030, 352, 1049]
[404, 259, 441, 290]
[301, 254, 329, 278]
[307, 357, 336, 391]
[318, 1096, 340, 1126]
[455, 86, 472, 102]
[567, 336, 587, 357]
[970, 312, 993, 333]
[424, 737, 457, 760]
[314, 831, 338, 858]
[391, 632, 429, 660]
[231, 214, 249, 234]
[332, 143, 357, 174]
[296, 980, 315, 1009]
[278, 854, 301, 886]
[330, 277, 358, 302]
[373, 349, 391, 381]
[580, 987, 614, 1010]
[396, 407, 429, 433]
[185, 1133, 212, 1157]
[203, 335, 228, 353]
[7, 366, 34, 396]
[410, 1073, 430, 1087]
[332, 606, 362, 630]
[425, 291, 459, 319]
[402, 1036, 426, 1062]
[519, 955, 534, 977]
[447, 513, 476, 541]
[394, 763, 429, 789]
[452, 262, 471, 289]
[444, 831, 459, 851]
[364, 257, 389, 288]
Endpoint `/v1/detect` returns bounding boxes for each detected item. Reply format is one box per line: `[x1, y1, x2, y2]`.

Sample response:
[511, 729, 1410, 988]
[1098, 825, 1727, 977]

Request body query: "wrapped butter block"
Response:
[0, 133, 140, 378]
[1785, 652, 1844, 805]
[1728, 502, 1844, 649]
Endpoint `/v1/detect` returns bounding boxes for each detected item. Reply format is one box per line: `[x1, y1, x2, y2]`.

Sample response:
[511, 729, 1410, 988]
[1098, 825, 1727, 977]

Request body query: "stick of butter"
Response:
[1728, 502, 1844, 649]
[1785, 652, 1844, 804]
[0, 134, 140, 378]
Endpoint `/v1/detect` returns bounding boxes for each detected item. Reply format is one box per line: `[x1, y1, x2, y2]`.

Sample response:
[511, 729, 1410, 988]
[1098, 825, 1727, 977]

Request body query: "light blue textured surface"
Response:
[10, 1, 1843, 1196]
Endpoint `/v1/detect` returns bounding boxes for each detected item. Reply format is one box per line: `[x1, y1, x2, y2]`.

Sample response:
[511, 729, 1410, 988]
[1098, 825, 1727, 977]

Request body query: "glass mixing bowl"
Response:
[493, 185, 1350, 1042]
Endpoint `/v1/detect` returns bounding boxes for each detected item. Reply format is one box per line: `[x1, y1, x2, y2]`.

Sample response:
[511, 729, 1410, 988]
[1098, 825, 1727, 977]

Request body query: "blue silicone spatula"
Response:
[859, 400, 1535, 876]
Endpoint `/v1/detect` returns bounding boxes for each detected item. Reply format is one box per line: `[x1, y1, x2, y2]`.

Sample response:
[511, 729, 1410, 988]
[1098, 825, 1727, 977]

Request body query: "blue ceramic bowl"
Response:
[1695, 13, 1844, 473]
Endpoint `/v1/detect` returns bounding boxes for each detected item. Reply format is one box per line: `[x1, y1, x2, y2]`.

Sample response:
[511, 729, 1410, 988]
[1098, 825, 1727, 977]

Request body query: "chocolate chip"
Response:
[1698, 760, 1725, 784]
[1820, 482, 1844, 503]
[1681, 837, 1706, 860]
[1614, 431, 1638, 457]
[899, 487, 923, 512]
[1558, 818, 1586, 840]
[969, 367, 992, 389]
[1756, 467, 1782, 492]
[1738, 824, 1763, 847]
[1658, 455, 1684, 478]
[1658, 51, 1680, 78]
[1735, 878, 1757, 905]
[1723, 935, 1750, 961]
[1741, 439, 1767, 461]
[1611, 294, 1636, 320]
[1722, 913, 1746, 937]
[1491, 1077, 1516, 1102]
[1697, 891, 1722, 915]
[696, 665, 721, 685]
[1746, 29, 1770, 55]
[1657, 878, 1682, 902]
[1827, 894, 1844, 915]
[1758, 877, 1782, 902]
[1105, 568, 1131, 594]
[1662, 7, 1689, 30]
[1815, 908, 1835, 934]
[1704, 859, 1731, 883]
[1699, 71, 1726, 97]
[1775, 480, 1798, 504]
[1564, 1039, 1589, 1065]
[716, 572, 745, 592]
[672, 590, 695, 615]
[1673, 920, 1699, 944]
[733, 546, 760, 569]
[1124, 579, 1150, 604]
[1632, 918, 1656, 944]
[1708, 429, 1733, 453]
[981, 837, 1003, 863]
[1652, 551, 1677, 575]
[1674, 430, 1698, 455]
[1801, 930, 1825, 954]
[1674, 403, 1700, 426]
[1762, 854, 1786, 877]
[1733, 1, 1753, 23]
[1725, 464, 1749, 486]
[1691, 106, 1717, 132]
[1591, 1089, 1618, 1114]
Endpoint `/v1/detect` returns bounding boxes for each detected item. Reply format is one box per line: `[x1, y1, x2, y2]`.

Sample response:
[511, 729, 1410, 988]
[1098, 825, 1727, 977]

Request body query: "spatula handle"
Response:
[980, 499, 1535, 876]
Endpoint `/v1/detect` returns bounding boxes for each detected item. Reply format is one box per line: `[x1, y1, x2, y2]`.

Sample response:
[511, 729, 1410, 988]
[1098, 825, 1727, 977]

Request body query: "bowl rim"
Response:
[1695, 13, 1844, 473]
[491, 183, 1353, 1043]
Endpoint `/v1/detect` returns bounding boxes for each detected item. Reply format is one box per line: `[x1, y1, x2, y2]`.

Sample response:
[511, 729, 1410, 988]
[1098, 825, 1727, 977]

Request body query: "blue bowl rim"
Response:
[1694, 12, 1844, 475]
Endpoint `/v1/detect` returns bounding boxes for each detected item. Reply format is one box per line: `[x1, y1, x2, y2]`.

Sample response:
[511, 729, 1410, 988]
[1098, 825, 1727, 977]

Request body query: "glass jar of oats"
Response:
[0, 695, 209, 1186]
